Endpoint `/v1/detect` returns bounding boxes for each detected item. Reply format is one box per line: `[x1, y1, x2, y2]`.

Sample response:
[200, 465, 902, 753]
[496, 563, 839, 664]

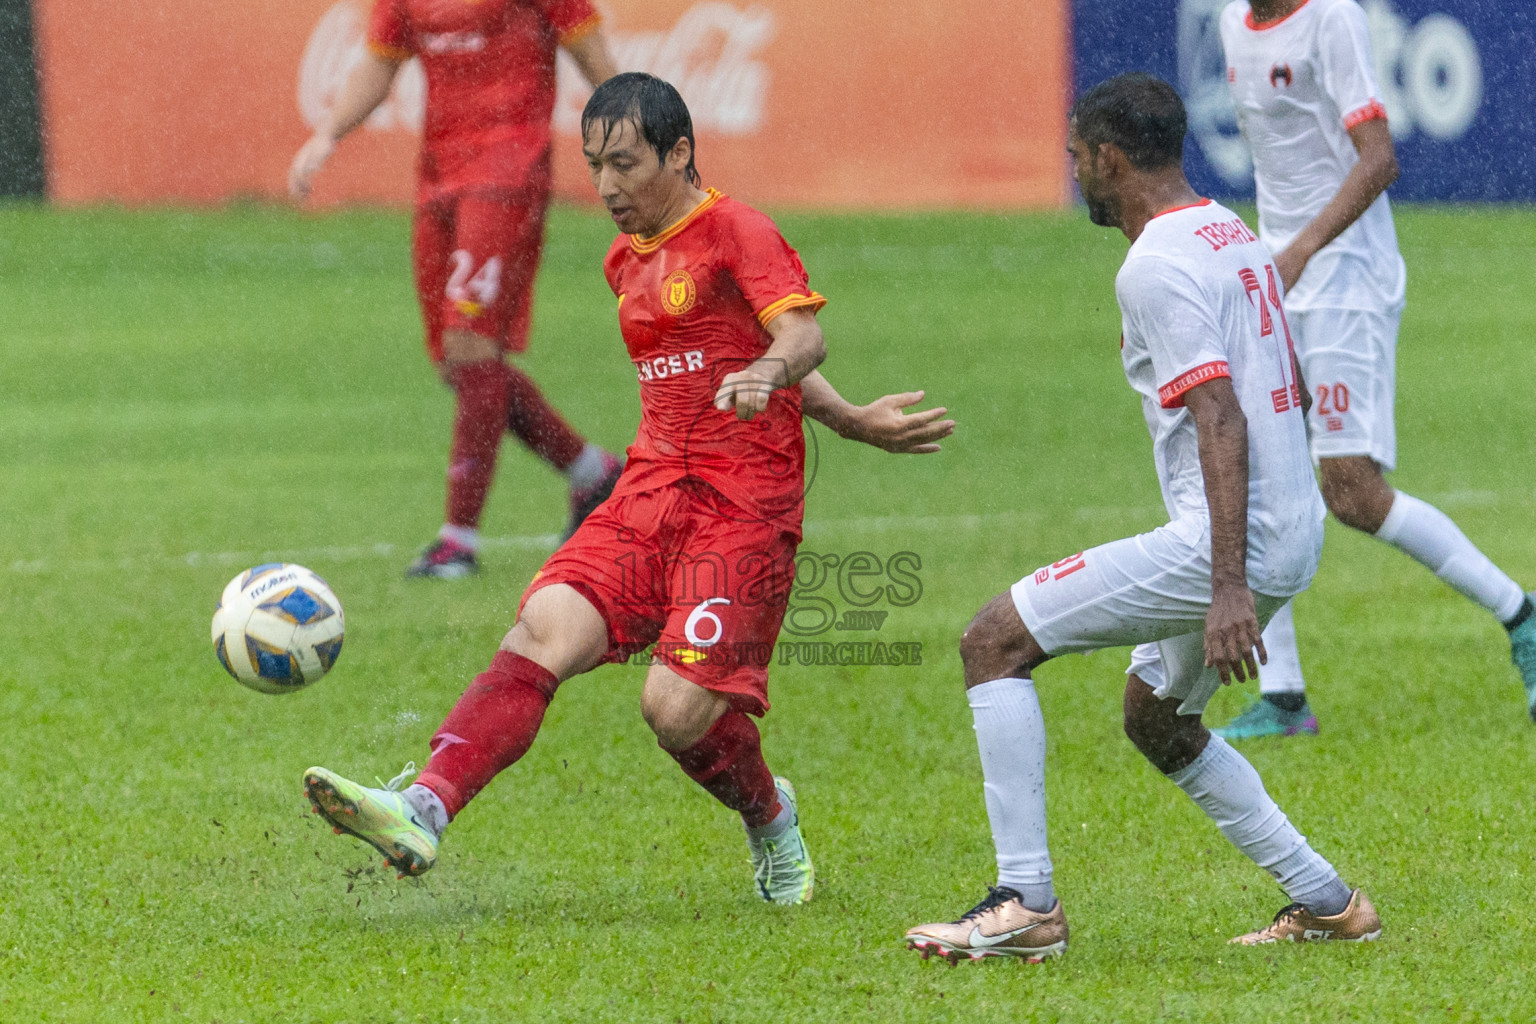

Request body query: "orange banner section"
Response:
[35, 0, 1069, 209]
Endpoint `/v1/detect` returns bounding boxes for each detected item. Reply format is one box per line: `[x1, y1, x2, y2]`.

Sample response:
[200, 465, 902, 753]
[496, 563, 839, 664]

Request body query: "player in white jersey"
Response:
[1212, 0, 1536, 740]
[904, 75, 1379, 962]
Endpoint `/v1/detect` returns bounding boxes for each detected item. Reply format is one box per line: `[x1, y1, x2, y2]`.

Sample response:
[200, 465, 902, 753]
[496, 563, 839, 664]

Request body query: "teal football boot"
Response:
[1212, 696, 1319, 740]
[1507, 595, 1536, 721]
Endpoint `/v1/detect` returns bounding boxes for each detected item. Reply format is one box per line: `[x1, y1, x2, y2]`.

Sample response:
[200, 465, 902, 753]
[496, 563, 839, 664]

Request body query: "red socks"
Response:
[415, 653, 779, 831]
[666, 711, 783, 828]
[416, 651, 558, 818]
[505, 364, 585, 470]
[445, 360, 514, 529]
[444, 360, 588, 531]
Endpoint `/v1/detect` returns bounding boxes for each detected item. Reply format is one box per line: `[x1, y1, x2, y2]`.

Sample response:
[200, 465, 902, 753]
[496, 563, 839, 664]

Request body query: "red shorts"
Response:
[412, 186, 549, 363]
[520, 480, 799, 716]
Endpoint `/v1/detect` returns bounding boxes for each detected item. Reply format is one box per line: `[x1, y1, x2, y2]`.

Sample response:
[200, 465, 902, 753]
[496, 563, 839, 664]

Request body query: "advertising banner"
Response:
[34, 0, 1071, 209]
[1074, 0, 1536, 201]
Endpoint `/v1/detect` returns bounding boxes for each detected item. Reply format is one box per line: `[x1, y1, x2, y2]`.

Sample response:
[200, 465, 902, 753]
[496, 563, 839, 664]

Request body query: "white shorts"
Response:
[1010, 515, 1287, 716]
[1291, 306, 1401, 470]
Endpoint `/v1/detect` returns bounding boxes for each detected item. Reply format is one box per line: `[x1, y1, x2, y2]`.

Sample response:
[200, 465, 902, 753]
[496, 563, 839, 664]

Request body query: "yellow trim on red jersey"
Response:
[558, 13, 602, 45]
[757, 292, 828, 327]
[629, 188, 724, 255]
[367, 40, 412, 62]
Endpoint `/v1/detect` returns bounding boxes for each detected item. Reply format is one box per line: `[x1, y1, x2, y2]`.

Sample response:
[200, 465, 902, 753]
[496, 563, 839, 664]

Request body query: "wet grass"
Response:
[1, 201, 1533, 1022]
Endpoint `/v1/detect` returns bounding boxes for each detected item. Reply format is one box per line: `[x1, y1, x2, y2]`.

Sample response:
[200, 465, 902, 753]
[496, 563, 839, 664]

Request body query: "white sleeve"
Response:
[1318, 1, 1386, 129]
[1217, 6, 1256, 141]
[1117, 255, 1231, 410]
[1217, 2, 1244, 75]
[1218, 8, 1240, 100]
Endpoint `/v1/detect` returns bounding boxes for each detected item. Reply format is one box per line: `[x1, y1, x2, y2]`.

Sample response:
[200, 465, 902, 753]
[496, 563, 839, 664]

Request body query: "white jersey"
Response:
[1220, 0, 1406, 312]
[1117, 199, 1326, 597]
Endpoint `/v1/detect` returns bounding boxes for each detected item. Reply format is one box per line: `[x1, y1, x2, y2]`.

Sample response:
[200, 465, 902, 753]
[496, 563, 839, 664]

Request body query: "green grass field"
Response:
[2, 200, 1534, 1022]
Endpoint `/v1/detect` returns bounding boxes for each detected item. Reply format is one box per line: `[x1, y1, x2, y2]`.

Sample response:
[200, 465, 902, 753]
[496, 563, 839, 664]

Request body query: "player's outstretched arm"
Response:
[1273, 118, 1399, 291]
[1184, 377, 1266, 685]
[715, 308, 826, 421]
[800, 372, 954, 454]
[289, 53, 402, 200]
[562, 28, 619, 89]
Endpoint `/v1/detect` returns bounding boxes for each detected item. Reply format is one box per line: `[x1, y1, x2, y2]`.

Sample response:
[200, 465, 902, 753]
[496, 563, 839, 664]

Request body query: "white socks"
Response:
[1375, 490, 1526, 623]
[565, 444, 610, 491]
[971, 680, 1352, 915]
[969, 678, 1056, 912]
[1259, 489, 1525, 697]
[1168, 736, 1351, 915]
[403, 784, 450, 838]
[1257, 601, 1306, 696]
[437, 523, 481, 552]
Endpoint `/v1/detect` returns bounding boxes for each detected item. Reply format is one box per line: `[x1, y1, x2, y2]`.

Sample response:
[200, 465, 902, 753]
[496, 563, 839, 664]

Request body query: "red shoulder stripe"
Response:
[1158, 361, 1231, 408]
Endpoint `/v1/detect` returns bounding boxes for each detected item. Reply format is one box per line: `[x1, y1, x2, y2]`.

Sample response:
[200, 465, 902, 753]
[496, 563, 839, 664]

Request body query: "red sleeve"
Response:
[366, 0, 412, 60]
[720, 205, 827, 327]
[539, 0, 601, 42]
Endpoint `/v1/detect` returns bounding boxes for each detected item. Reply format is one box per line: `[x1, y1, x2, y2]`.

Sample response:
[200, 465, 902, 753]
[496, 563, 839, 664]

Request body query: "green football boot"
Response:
[748, 777, 814, 906]
[1508, 595, 1536, 721]
[1212, 696, 1319, 741]
[304, 764, 438, 878]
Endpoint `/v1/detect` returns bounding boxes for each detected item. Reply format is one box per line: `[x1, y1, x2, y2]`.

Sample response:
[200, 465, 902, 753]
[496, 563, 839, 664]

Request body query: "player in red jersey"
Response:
[290, 0, 625, 578]
[302, 73, 956, 904]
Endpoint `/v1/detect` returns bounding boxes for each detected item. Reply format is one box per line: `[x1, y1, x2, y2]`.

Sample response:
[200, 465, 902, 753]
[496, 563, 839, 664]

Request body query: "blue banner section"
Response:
[1073, 0, 1536, 201]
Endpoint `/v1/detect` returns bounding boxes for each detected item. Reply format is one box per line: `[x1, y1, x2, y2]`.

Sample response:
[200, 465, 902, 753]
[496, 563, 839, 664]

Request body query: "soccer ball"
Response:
[211, 563, 345, 694]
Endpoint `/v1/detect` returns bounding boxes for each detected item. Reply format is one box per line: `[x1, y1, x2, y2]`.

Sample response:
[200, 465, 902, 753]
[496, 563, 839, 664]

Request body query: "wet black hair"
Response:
[1070, 73, 1187, 171]
[581, 72, 700, 185]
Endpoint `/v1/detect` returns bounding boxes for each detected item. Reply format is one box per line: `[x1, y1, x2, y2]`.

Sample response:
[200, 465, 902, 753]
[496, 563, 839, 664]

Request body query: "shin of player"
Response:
[906, 75, 1377, 961]
[1214, 0, 1536, 739]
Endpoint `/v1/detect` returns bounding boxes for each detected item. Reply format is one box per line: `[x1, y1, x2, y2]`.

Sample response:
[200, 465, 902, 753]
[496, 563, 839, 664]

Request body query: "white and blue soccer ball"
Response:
[211, 563, 345, 694]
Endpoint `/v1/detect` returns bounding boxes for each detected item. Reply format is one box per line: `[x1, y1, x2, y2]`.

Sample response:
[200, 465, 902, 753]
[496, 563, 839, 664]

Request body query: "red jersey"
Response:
[367, 0, 599, 203]
[603, 190, 827, 534]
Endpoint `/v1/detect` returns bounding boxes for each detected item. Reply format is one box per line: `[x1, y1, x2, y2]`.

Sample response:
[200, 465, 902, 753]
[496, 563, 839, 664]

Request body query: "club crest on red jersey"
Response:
[662, 269, 698, 315]
[1269, 62, 1293, 88]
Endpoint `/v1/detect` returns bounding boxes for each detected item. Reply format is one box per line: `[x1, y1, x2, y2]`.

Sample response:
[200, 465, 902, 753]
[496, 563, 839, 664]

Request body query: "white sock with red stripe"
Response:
[969, 677, 1056, 913]
[1374, 491, 1526, 623]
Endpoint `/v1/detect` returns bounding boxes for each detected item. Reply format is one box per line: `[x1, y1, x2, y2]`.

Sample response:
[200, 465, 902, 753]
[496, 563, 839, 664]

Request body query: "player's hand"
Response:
[1273, 244, 1309, 293]
[714, 362, 785, 421]
[1204, 583, 1266, 685]
[289, 134, 336, 201]
[842, 391, 955, 453]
